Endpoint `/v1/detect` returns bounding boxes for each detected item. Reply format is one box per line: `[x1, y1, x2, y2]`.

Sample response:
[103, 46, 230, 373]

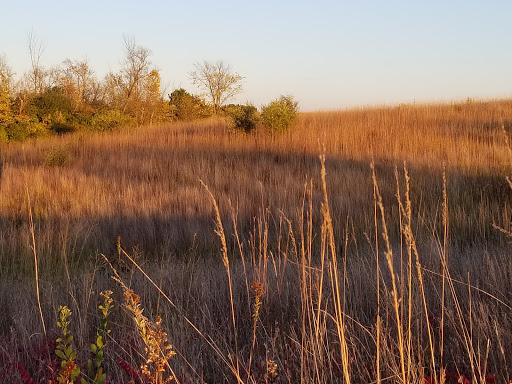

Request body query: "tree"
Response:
[141, 69, 162, 124]
[190, 60, 243, 115]
[28, 31, 46, 95]
[260, 95, 299, 134]
[120, 36, 152, 114]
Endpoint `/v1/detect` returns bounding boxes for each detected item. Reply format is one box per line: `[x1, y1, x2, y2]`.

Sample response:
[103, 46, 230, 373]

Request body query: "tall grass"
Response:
[1, 99, 512, 382]
[1, 100, 511, 273]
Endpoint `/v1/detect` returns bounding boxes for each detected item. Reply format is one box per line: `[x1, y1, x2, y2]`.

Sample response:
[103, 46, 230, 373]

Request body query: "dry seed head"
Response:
[252, 282, 264, 320]
[265, 359, 278, 382]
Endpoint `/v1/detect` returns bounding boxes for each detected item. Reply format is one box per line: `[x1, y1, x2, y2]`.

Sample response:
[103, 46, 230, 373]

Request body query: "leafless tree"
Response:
[28, 31, 46, 94]
[190, 60, 243, 114]
[121, 35, 152, 113]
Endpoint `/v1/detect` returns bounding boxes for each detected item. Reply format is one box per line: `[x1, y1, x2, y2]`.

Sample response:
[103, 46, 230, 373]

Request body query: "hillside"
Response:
[1, 99, 512, 383]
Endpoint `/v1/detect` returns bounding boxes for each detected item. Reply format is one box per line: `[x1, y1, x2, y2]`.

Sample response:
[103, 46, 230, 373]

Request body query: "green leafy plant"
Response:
[55, 306, 83, 384]
[87, 290, 114, 384]
[260, 95, 299, 134]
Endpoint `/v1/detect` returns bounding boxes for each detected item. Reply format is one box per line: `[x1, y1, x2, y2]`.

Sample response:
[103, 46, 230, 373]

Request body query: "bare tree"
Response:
[28, 31, 46, 94]
[121, 36, 152, 113]
[190, 60, 243, 114]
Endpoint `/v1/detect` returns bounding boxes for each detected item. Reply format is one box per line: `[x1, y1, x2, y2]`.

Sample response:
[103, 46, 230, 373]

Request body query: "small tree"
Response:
[260, 95, 299, 134]
[190, 60, 243, 114]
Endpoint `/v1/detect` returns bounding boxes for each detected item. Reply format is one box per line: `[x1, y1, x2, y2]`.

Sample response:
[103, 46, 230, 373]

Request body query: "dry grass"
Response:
[0, 99, 511, 271]
[1, 99, 512, 382]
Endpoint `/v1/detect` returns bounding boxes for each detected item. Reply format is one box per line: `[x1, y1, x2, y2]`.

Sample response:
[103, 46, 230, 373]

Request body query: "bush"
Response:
[169, 88, 211, 121]
[4, 120, 49, 141]
[29, 86, 74, 121]
[224, 103, 259, 133]
[0, 126, 8, 142]
[89, 109, 134, 131]
[260, 95, 299, 134]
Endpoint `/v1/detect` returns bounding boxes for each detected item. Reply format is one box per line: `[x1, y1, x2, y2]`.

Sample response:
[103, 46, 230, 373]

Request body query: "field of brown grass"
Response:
[1, 99, 512, 383]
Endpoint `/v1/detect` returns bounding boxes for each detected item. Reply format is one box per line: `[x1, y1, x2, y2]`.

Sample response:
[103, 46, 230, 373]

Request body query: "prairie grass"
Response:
[1, 99, 512, 382]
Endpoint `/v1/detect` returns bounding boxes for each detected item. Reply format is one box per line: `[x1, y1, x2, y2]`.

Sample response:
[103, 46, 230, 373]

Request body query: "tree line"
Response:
[0, 36, 298, 142]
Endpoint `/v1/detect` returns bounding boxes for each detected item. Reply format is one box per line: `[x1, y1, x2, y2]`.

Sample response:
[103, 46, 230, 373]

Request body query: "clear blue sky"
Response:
[1, 0, 511, 111]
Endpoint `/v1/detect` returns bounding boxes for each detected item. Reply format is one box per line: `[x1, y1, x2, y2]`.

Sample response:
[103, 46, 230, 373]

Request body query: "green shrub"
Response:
[0, 126, 8, 142]
[169, 88, 211, 121]
[29, 86, 74, 121]
[224, 103, 259, 133]
[260, 95, 299, 134]
[90, 109, 134, 131]
[5, 120, 49, 141]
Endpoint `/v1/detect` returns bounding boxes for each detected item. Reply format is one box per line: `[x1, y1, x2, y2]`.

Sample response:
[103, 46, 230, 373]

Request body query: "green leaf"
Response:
[55, 350, 67, 360]
[69, 351, 77, 361]
[96, 335, 103, 348]
[91, 343, 97, 353]
[96, 373, 106, 384]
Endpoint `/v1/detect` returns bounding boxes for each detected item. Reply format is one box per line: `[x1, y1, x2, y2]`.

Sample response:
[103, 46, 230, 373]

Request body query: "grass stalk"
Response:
[26, 185, 46, 338]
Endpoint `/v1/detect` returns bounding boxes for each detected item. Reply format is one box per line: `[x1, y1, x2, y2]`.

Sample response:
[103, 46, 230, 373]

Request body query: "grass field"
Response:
[1, 99, 512, 383]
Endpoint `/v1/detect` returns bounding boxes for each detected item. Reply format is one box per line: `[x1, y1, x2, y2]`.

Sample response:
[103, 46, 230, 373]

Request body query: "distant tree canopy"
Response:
[0, 36, 173, 141]
[0, 33, 299, 142]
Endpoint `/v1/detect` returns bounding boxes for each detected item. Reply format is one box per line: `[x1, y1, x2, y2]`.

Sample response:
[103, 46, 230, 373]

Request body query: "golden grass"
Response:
[0, 99, 511, 271]
[1, 99, 512, 382]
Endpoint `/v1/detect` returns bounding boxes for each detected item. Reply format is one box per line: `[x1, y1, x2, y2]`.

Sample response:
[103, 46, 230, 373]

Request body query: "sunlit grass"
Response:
[1, 99, 512, 382]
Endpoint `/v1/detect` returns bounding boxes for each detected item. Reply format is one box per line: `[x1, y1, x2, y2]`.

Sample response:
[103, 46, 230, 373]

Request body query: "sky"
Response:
[1, 0, 511, 111]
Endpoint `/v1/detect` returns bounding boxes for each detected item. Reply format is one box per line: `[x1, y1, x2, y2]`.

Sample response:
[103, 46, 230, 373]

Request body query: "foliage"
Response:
[0, 54, 14, 127]
[0, 126, 7, 142]
[89, 109, 134, 131]
[87, 291, 113, 384]
[4, 119, 49, 141]
[29, 86, 74, 121]
[190, 61, 243, 114]
[260, 95, 299, 134]
[169, 88, 211, 121]
[223, 103, 259, 133]
[55, 306, 83, 384]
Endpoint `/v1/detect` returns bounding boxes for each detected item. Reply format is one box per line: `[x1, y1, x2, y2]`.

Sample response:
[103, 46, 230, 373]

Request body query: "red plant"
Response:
[17, 362, 34, 384]
[118, 357, 143, 382]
